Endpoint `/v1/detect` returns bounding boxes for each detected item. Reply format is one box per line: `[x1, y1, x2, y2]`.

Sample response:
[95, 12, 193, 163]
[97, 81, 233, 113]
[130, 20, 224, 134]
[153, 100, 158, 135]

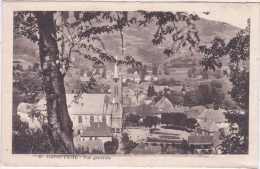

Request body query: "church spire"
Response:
[113, 55, 119, 79]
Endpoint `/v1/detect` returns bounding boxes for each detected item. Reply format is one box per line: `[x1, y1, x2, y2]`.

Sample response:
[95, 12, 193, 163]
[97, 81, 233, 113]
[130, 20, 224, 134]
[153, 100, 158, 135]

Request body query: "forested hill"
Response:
[13, 16, 241, 67]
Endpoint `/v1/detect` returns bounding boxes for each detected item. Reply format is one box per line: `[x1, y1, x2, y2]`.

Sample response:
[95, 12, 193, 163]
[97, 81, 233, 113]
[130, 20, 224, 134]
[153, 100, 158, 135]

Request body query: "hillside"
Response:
[13, 15, 241, 69]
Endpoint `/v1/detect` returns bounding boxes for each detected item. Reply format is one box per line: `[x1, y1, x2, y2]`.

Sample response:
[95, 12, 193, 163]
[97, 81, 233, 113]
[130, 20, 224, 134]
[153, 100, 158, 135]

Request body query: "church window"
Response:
[90, 116, 94, 122]
[78, 116, 82, 123]
[102, 116, 106, 123]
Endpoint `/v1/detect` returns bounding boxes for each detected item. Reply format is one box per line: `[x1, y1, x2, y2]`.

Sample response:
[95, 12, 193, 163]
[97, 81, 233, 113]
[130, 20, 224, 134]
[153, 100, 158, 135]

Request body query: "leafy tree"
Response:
[121, 133, 138, 154]
[147, 85, 156, 97]
[126, 113, 140, 123]
[180, 140, 189, 154]
[101, 67, 106, 78]
[171, 113, 188, 126]
[161, 113, 172, 126]
[187, 69, 192, 78]
[184, 118, 197, 130]
[27, 65, 32, 71]
[143, 116, 161, 128]
[210, 80, 225, 109]
[201, 70, 209, 79]
[164, 69, 170, 75]
[104, 138, 119, 154]
[183, 90, 198, 107]
[12, 114, 53, 154]
[214, 69, 222, 79]
[200, 20, 250, 154]
[197, 84, 213, 106]
[152, 63, 158, 75]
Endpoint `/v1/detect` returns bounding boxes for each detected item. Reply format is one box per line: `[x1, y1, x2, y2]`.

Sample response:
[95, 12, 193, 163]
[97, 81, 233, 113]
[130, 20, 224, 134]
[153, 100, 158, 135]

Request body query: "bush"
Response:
[104, 138, 119, 154]
[121, 133, 138, 154]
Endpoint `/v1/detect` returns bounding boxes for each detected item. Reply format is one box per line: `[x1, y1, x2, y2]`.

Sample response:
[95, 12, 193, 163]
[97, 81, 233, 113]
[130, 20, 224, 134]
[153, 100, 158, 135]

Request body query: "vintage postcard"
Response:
[1, 1, 259, 168]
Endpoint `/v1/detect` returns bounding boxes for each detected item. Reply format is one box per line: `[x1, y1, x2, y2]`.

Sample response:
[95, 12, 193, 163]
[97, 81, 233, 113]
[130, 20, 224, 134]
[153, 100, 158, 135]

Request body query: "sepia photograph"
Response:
[2, 2, 259, 168]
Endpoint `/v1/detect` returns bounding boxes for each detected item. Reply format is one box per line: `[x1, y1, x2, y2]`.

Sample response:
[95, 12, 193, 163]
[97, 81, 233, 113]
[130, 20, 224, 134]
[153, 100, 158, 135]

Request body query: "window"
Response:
[102, 116, 106, 123]
[78, 116, 82, 123]
[90, 116, 94, 122]
[116, 129, 120, 133]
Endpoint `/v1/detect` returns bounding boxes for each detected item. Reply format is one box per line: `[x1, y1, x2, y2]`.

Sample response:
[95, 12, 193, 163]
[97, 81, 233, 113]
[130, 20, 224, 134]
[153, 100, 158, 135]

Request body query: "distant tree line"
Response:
[187, 66, 222, 79]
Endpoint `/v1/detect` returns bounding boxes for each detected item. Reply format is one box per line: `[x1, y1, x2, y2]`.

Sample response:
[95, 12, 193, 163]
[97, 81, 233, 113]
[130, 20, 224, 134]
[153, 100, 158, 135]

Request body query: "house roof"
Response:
[132, 142, 161, 154]
[188, 136, 215, 145]
[136, 104, 159, 118]
[168, 106, 190, 113]
[81, 122, 113, 137]
[123, 106, 137, 115]
[198, 120, 219, 132]
[73, 123, 85, 130]
[191, 106, 207, 112]
[197, 109, 227, 123]
[171, 86, 183, 92]
[155, 96, 171, 109]
[184, 109, 202, 119]
[162, 103, 174, 112]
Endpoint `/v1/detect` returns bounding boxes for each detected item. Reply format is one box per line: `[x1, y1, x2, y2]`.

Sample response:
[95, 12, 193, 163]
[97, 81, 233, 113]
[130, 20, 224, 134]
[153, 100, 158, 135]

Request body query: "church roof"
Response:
[18, 94, 113, 116]
[66, 94, 111, 115]
[81, 122, 113, 137]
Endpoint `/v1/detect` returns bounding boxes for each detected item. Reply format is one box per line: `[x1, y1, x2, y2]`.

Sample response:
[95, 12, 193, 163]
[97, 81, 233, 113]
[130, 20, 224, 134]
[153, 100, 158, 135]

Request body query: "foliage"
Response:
[104, 138, 119, 154]
[184, 118, 197, 130]
[210, 80, 225, 109]
[121, 133, 138, 154]
[183, 90, 198, 107]
[200, 21, 250, 154]
[201, 70, 209, 79]
[12, 114, 53, 154]
[143, 116, 161, 128]
[154, 78, 182, 86]
[161, 113, 187, 126]
[147, 85, 156, 97]
[126, 113, 140, 123]
[152, 63, 158, 75]
[196, 84, 213, 106]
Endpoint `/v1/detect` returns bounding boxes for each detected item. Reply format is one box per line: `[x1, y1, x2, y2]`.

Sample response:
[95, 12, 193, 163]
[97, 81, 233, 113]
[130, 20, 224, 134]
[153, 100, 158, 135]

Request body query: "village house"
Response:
[131, 142, 161, 154]
[188, 135, 215, 154]
[79, 122, 113, 142]
[154, 96, 172, 112]
[196, 109, 228, 128]
[196, 120, 219, 136]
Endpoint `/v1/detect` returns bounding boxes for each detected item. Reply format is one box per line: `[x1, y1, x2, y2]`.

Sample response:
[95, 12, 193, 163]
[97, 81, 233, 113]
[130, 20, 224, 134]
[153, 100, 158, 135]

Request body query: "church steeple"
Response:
[113, 55, 119, 79]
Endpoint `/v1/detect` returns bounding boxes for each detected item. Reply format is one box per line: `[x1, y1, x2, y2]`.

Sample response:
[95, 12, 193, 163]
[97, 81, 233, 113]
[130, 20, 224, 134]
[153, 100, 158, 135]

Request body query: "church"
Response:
[17, 61, 124, 138]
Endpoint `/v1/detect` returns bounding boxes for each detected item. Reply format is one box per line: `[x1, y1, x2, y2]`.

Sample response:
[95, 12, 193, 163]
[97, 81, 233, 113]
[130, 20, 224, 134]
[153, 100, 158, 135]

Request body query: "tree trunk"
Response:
[35, 12, 74, 153]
